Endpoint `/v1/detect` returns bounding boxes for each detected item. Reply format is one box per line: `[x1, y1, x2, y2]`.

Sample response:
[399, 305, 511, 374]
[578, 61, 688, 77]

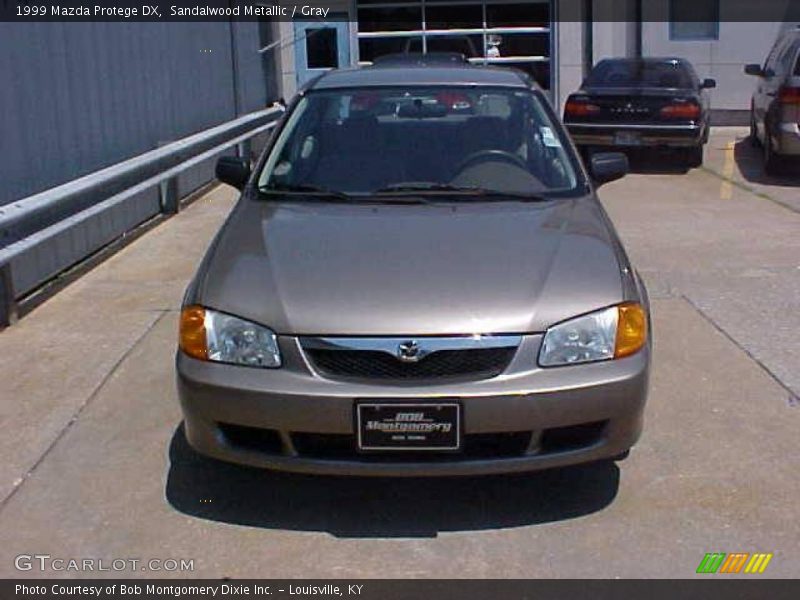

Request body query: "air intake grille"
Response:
[305, 347, 516, 382]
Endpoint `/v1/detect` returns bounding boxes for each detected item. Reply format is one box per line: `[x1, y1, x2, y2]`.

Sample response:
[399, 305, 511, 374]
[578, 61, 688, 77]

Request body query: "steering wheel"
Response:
[453, 149, 528, 175]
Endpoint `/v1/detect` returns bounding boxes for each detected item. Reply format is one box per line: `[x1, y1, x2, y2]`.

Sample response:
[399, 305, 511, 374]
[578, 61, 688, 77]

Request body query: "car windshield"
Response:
[258, 86, 579, 197]
[586, 60, 693, 89]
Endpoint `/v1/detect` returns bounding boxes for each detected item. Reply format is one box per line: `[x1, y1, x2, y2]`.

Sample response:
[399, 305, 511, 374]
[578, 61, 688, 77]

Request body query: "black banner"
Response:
[4, 580, 800, 600]
[2, 0, 800, 22]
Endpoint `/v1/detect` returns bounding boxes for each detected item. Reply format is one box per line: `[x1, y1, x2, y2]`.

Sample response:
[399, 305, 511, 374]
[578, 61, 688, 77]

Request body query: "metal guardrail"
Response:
[0, 104, 284, 327]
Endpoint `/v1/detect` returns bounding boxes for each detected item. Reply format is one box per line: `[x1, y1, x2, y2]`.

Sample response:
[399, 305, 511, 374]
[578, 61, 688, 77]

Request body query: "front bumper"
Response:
[177, 336, 650, 476]
[176, 335, 650, 476]
[566, 122, 704, 148]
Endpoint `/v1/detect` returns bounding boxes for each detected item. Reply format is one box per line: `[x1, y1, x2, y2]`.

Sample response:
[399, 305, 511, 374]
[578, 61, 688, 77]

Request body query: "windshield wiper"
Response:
[259, 183, 353, 201]
[375, 183, 548, 201]
[260, 183, 440, 205]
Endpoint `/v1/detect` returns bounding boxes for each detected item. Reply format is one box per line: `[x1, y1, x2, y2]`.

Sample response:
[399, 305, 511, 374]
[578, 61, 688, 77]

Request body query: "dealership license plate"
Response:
[356, 402, 461, 451]
[614, 131, 642, 146]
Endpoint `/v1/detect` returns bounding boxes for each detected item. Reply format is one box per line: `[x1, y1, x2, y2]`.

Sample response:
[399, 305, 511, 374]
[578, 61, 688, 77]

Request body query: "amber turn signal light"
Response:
[615, 303, 647, 358]
[179, 306, 208, 360]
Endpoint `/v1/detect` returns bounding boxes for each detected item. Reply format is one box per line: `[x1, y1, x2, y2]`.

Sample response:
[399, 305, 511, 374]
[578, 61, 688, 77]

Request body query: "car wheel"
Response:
[684, 145, 703, 168]
[763, 132, 784, 176]
[749, 111, 761, 147]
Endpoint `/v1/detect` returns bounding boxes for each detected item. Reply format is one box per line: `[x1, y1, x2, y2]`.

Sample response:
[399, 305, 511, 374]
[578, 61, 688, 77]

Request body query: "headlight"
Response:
[179, 306, 281, 368]
[539, 303, 647, 367]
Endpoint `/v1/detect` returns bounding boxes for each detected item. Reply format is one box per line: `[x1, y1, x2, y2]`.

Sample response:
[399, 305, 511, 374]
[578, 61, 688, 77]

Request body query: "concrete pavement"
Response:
[602, 129, 800, 398]
[0, 131, 798, 578]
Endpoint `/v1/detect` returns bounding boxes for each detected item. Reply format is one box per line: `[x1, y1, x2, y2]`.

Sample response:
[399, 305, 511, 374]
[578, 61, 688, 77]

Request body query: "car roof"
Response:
[307, 64, 534, 91]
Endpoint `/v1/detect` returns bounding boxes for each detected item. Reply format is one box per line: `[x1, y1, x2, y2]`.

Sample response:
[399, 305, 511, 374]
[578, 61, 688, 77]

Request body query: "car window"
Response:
[785, 41, 800, 75]
[585, 60, 693, 88]
[258, 86, 579, 196]
[764, 39, 786, 72]
[778, 43, 793, 73]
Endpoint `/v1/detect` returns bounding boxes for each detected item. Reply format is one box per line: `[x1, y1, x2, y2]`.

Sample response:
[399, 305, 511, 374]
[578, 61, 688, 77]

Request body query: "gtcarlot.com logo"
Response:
[14, 554, 194, 572]
[696, 552, 773, 574]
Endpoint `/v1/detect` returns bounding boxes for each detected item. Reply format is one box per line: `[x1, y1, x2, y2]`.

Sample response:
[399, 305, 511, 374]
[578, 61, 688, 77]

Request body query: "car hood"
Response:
[194, 195, 625, 336]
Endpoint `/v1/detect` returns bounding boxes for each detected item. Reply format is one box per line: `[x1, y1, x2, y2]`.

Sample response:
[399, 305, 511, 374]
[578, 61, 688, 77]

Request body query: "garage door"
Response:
[356, 0, 553, 91]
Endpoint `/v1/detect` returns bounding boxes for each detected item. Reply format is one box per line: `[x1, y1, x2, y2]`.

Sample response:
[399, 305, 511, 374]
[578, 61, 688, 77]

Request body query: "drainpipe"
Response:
[583, 0, 593, 78]
[635, 0, 643, 58]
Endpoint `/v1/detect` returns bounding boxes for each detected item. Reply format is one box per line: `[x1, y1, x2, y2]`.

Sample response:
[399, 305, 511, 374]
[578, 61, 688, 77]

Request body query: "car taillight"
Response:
[778, 86, 800, 105]
[660, 102, 701, 120]
[564, 99, 601, 118]
[779, 86, 800, 124]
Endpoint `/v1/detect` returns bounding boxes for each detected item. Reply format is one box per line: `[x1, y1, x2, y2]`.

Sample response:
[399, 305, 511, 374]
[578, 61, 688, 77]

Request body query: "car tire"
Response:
[749, 111, 761, 147]
[763, 132, 784, 176]
[684, 145, 703, 168]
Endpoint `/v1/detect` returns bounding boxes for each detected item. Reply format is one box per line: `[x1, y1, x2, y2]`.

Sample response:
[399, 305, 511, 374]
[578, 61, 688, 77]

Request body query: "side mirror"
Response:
[215, 156, 251, 190]
[744, 64, 763, 77]
[702, 78, 716, 89]
[590, 152, 629, 186]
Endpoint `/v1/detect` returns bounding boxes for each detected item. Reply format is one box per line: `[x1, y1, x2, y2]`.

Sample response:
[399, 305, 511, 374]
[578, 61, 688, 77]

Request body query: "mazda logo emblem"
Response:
[397, 340, 421, 362]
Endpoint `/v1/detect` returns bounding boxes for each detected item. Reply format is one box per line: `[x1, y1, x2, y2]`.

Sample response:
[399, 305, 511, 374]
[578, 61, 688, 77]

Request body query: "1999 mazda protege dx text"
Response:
[176, 59, 651, 476]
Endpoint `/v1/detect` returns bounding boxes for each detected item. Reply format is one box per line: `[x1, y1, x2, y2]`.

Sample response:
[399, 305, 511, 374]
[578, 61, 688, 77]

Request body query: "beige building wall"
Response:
[641, 20, 799, 110]
[555, 20, 586, 111]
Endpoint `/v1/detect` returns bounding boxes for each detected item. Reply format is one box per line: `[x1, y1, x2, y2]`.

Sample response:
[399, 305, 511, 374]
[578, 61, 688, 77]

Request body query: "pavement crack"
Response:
[0, 310, 170, 511]
[680, 294, 799, 406]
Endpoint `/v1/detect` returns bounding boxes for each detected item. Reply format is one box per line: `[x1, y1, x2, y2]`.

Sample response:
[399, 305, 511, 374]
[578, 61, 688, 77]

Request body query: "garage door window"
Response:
[356, 0, 552, 90]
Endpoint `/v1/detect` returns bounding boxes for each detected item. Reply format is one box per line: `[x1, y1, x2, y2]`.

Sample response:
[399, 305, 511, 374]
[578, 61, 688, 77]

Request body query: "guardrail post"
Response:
[0, 261, 18, 328]
[159, 177, 180, 215]
[236, 139, 252, 161]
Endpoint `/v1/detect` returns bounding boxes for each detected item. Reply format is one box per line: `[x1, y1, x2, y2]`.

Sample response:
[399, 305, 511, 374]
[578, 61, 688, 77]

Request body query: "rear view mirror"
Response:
[744, 64, 763, 77]
[702, 78, 716, 89]
[590, 152, 629, 186]
[216, 156, 251, 190]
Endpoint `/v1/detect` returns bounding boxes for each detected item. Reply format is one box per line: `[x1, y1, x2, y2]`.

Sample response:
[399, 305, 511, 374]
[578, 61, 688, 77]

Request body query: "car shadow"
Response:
[733, 139, 800, 187]
[622, 149, 690, 175]
[165, 424, 620, 538]
[583, 148, 689, 175]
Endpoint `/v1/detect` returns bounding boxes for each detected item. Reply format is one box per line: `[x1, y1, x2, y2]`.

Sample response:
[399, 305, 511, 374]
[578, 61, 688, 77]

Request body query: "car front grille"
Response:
[304, 346, 516, 382]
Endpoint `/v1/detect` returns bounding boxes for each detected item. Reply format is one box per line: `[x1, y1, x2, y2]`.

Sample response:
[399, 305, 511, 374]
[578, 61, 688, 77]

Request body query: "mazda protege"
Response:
[176, 59, 651, 476]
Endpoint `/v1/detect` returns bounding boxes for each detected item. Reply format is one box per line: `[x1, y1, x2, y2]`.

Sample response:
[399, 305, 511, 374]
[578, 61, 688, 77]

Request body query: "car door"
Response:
[755, 38, 787, 139]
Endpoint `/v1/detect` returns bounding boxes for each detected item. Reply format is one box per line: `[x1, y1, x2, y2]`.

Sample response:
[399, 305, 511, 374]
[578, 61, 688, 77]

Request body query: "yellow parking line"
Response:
[720, 141, 735, 199]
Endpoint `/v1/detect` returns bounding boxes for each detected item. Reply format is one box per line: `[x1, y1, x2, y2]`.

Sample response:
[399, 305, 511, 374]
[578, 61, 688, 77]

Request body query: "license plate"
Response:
[356, 402, 461, 451]
[614, 131, 642, 146]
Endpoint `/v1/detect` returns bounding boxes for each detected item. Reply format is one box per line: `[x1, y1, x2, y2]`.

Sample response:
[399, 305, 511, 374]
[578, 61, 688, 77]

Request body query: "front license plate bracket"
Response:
[356, 402, 461, 452]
